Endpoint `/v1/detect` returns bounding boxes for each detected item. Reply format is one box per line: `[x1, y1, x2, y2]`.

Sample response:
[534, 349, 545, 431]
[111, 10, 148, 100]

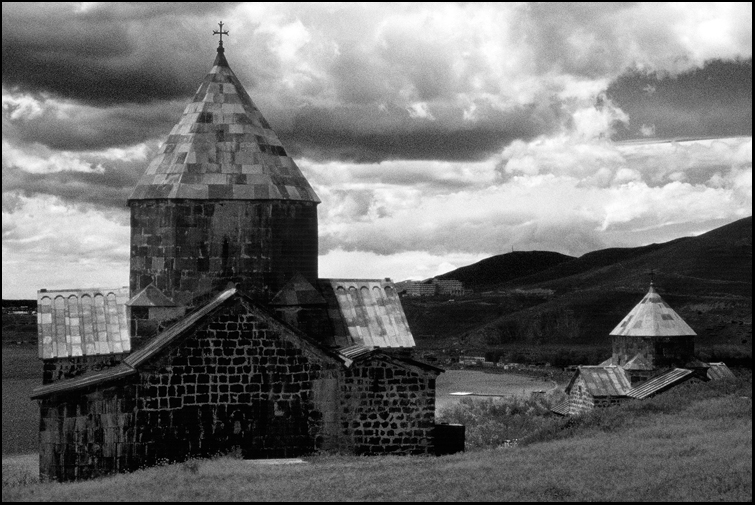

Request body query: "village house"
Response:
[32, 30, 445, 482]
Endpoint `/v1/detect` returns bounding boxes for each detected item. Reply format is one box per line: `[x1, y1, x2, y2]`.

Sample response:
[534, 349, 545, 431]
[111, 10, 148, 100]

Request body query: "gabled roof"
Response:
[124, 287, 238, 368]
[31, 287, 439, 399]
[128, 46, 319, 204]
[33, 287, 335, 398]
[37, 287, 131, 359]
[319, 279, 415, 348]
[610, 284, 696, 337]
[31, 363, 135, 400]
[566, 366, 631, 397]
[622, 354, 654, 371]
[336, 344, 443, 373]
[126, 284, 180, 307]
[625, 368, 694, 399]
[270, 273, 326, 306]
[550, 399, 569, 416]
[706, 362, 736, 381]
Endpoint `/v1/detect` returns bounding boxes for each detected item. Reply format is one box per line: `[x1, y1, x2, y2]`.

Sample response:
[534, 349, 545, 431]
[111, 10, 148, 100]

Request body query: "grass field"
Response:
[3, 374, 751, 501]
[2, 345, 41, 456]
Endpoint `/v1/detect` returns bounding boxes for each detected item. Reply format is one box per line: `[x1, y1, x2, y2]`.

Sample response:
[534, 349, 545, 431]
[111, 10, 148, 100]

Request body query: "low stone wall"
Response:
[341, 357, 438, 455]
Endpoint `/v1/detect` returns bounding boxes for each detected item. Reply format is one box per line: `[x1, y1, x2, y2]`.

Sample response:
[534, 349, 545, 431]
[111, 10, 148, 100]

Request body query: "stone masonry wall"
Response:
[612, 335, 695, 368]
[129, 200, 318, 306]
[340, 358, 437, 455]
[133, 300, 340, 461]
[567, 376, 594, 415]
[567, 376, 628, 415]
[39, 298, 343, 481]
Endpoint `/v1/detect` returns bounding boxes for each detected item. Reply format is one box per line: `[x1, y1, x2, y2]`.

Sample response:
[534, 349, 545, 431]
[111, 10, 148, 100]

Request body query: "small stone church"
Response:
[32, 33, 444, 482]
[554, 281, 735, 416]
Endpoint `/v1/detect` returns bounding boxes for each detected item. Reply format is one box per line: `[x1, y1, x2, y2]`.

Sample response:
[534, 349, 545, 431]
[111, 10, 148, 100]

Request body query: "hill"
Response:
[436, 251, 574, 289]
[406, 216, 752, 363]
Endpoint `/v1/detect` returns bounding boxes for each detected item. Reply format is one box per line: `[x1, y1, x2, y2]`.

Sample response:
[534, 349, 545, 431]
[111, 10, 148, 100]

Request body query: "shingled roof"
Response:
[319, 279, 415, 349]
[566, 366, 631, 397]
[128, 45, 319, 203]
[610, 284, 696, 337]
[37, 287, 131, 360]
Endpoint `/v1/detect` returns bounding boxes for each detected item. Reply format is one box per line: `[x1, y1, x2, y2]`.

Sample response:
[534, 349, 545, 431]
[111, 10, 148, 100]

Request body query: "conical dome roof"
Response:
[129, 47, 319, 203]
[610, 284, 696, 337]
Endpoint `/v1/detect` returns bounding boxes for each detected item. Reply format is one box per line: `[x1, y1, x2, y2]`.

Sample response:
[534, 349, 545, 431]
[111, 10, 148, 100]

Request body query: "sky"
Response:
[2, 2, 752, 299]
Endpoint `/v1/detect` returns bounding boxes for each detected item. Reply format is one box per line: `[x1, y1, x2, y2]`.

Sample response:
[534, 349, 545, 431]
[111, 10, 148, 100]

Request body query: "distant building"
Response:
[407, 282, 439, 297]
[555, 282, 735, 416]
[434, 279, 463, 296]
[459, 356, 485, 366]
[400, 279, 464, 297]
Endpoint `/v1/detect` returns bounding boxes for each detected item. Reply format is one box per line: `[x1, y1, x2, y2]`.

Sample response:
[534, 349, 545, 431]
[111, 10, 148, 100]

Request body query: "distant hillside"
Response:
[435, 251, 574, 289]
[407, 216, 752, 361]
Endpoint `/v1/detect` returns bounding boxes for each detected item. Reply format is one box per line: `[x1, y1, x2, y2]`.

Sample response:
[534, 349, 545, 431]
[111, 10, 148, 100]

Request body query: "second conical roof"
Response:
[129, 48, 319, 203]
[610, 285, 696, 337]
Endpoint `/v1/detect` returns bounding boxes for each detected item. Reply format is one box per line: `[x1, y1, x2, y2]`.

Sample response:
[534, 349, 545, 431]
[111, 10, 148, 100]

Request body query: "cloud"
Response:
[4, 3, 751, 163]
[3, 88, 184, 151]
[1, 3, 238, 104]
[2, 139, 147, 209]
[608, 59, 752, 140]
[319, 249, 490, 283]
[2, 194, 130, 298]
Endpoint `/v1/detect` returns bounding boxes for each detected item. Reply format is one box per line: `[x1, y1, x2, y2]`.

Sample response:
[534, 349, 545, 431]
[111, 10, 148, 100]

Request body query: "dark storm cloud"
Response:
[2, 2, 237, 105]
[280, 101, 557, 163]
[4, 99, 183, 151]
[608, 59, 753, 140]
[2, 156, 143, 210]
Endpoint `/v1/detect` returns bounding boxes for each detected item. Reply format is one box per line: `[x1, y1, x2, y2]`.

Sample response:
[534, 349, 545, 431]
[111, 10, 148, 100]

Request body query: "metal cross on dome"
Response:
[213, 21, 229, 47]
[647, 269, 655, 286]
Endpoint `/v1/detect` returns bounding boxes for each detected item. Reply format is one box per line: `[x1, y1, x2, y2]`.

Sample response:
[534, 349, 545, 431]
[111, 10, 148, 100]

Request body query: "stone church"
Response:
[32, 34, 444, 482]
[554, 281, 734, 416]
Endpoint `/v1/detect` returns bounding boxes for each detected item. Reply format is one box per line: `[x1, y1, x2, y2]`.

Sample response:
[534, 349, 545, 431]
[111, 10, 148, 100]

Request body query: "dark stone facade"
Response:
[38, 296, 439, 481]
[129, 200, 318, 306]
[611, 335, 695, 368]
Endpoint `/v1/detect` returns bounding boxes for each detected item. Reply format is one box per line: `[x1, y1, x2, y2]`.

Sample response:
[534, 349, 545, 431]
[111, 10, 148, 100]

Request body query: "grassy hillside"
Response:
[3, 373, 751, 502]
[436, 250, 574, 289]
[409, 216, 752, 362]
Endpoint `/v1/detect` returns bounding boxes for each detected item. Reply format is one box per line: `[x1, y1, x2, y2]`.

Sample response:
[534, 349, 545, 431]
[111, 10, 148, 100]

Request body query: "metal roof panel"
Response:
[626, 368, 693, 399]
[319, 279, 415, 348]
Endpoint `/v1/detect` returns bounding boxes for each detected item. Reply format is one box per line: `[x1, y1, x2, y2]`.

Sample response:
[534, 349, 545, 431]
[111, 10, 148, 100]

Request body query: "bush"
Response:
[437, 394, 565, 449]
